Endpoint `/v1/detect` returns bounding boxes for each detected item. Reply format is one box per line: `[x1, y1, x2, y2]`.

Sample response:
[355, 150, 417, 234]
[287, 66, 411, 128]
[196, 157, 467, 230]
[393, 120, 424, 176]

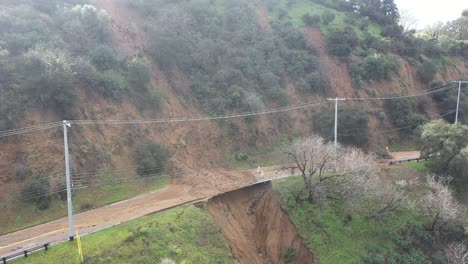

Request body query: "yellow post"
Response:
[75, 230, 84, 263]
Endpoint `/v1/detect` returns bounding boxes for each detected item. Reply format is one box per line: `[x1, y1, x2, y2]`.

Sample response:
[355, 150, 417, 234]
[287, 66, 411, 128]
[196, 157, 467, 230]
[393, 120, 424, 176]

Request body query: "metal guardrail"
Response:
[388, 157, 430, 165]
[1, 243, 49, 263]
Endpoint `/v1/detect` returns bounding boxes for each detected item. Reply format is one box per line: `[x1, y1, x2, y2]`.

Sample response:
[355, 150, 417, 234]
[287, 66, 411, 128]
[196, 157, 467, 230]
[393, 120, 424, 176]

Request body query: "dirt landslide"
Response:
[208, 182, 314, 264]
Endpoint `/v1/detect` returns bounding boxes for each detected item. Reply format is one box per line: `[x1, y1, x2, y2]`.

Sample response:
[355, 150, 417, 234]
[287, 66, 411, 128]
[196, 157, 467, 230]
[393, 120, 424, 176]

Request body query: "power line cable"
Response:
[0, 123, 62, 138]
[70, 99, 328, 126]
[345, 83, 457, 101]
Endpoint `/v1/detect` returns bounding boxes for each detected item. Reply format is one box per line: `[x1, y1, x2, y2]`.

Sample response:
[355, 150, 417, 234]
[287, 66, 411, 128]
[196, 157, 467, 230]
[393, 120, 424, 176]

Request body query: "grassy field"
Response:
[12, 205, 236, 264]
[272, 174, 426, 264]
[1, 177, 168, 235]
[265, 0, 382, 37]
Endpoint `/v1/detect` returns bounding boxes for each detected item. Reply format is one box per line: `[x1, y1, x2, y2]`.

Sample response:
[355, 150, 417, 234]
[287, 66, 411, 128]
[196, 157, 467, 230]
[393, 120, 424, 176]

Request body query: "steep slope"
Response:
[208, 182, 314, 264]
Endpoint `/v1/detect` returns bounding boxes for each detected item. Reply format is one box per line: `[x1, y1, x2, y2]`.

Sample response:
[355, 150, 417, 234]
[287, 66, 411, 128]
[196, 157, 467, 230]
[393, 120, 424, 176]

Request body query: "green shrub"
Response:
[321, 11, 336, 25]
[22, 48, 76, 118]
[389, 250, 431, 264]
[302, 13, 320, 25]
[95, 70, 127, 99]
[90, 45, 118, 71]
[57, 182, 67, 201]
[283, 245, 299, 263]
[350, 54, 400, 84]
[314, 107, 369, 146]
[386, 97, 426, 133]
[326, 27, 359, 57]
[135, 140, 169, 177]
[21, 174, 51, 210]
[417, 60, 437, 84]
[60, 4, 111, 54]
[127, 60, 151, 92]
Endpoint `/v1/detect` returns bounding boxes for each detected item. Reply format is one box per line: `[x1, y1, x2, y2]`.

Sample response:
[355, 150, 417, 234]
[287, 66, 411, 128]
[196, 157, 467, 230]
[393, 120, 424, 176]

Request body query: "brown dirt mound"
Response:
[177, 169, 257, 197]
[208, 182, 314, 264]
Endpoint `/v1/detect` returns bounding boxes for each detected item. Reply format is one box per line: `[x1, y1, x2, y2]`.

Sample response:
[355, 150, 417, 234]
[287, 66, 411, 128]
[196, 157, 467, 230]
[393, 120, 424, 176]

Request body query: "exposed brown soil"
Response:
[303, 27, 355, 99]
[256, 4, 271, 31]
[208, 182, 314, 264]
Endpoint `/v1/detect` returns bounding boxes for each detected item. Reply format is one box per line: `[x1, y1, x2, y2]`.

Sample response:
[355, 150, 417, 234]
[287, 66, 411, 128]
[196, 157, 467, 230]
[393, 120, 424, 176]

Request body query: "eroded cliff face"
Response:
[208, 183, 314, 264]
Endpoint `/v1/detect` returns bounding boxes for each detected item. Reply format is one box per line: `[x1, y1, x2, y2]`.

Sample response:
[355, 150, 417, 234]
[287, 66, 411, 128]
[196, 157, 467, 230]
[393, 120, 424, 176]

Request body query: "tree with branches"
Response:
[420, 175, 464, 235]
[445, 242, 468, 264]
[280, 135, 376, 204]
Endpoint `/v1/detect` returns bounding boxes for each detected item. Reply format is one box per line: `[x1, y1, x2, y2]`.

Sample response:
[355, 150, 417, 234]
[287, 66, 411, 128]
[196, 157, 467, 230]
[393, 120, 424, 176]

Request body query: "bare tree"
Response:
[280, 135, 376, 204]
[363, 178, 408, 220]
[399, 9, 418, 33]
[424, 21, 445, 39]
[445, 242, 468, 264]
[420, 175, 464, 234]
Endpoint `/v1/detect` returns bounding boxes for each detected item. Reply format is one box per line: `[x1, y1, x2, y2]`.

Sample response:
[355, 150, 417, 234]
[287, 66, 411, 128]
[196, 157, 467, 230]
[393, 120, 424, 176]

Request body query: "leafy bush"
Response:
[418, 60, 437, 84]
[314, 107, 369, 146]
[90, 45, 118, 71]
[60, 4, 111, 54]
[57, 181, 67, 201]
[321, 11, 336, 25]
[326, 27, 359, 57]
[95, 70, 127, 99]
[302, 13, 320, 25]
[386, 97, 426, 133]
[127, 59, 151, 92]
[22, 47, 76, 118]
[135, 140, 169, 177]
[283, 245, 299, 263]
[388, 250, 431, 264]
[21, 174, 51, 210]
[350, 53, 401, 85]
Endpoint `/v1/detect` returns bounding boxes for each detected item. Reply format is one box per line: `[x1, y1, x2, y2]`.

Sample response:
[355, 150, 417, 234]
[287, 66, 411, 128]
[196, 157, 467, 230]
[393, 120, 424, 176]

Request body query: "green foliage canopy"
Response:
[421, 120, 468, 188]
[135, 140, 169, 177]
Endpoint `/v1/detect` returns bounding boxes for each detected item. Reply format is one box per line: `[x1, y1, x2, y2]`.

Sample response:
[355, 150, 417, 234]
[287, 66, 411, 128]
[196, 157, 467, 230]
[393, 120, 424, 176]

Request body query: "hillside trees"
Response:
[314, 107, 369, 146]
[386, 97, 426, 133]
[348, 0, 400, 25]
[60, 4, 111, 54]
[420, 120, 468, 192]
[132, 0, 326, 115]
[22, 47, 76, 118]
[326, 27, 359, 57]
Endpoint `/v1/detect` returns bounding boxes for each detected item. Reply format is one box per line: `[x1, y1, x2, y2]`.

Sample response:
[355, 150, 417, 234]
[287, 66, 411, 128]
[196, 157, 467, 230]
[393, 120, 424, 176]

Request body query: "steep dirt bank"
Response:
[208, 182, 314, 264]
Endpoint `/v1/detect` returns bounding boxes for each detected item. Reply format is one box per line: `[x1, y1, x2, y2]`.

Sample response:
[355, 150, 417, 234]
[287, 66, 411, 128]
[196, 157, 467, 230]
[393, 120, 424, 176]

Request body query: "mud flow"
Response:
[208, 182, 314, 264]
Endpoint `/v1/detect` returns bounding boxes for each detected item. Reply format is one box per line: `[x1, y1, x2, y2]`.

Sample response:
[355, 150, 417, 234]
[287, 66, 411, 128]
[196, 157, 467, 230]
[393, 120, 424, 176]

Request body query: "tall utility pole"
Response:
[63, 120, 75, 241]
[327, 97, 346, 147]
[455, 81, 468, 124]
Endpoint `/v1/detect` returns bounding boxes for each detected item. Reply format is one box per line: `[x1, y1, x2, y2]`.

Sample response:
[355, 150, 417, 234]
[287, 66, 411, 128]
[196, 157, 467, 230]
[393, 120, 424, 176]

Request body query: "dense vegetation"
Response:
[421, 120, 468, 197]
[314, 107, 369, 146]
[13, 205, 237, 264]
[276, 134, 466, 263]
[130, 0, 328, 115]
[0, 0, 157, 130]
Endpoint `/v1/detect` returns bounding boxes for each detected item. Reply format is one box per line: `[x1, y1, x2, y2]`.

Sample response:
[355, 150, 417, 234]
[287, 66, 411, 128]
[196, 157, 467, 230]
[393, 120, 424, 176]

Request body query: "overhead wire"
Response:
[345, 82, 457, 101]
[70, 99, 328, 126]
[0, 123, 62, 138]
